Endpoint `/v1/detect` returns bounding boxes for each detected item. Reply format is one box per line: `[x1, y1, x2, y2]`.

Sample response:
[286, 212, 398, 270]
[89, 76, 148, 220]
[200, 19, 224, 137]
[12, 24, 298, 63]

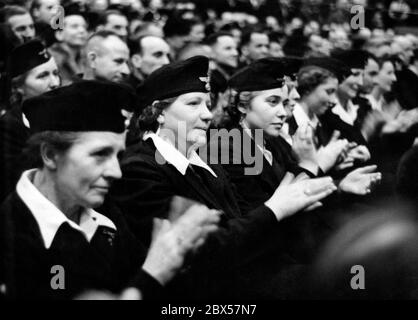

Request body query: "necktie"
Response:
[314, 123, 326, 148]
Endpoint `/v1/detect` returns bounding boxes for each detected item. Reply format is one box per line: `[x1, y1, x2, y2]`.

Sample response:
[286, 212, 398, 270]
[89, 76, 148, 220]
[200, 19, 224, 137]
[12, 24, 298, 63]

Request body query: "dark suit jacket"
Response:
[0, 192, 163, 300]
[0, 105, 30, 202]
[110, 138, 299, 299]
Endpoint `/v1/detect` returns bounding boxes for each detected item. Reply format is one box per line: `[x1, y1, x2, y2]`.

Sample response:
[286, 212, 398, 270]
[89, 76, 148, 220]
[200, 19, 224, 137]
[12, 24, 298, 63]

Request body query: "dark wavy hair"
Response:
[297, 66, 336, 97]
[127, 97, 177, 143]
[220, 88, 258, 129]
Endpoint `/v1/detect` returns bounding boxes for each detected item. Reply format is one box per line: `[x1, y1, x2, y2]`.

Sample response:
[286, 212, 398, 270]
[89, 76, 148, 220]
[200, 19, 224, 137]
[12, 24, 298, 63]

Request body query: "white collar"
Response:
[366, 94, 384, 112]
[280, 123, 293, 146]
[240, 121, 273, 165]
[16, 169, 117, 249]
[22, 112, 30, 128]
[332, 99, 359, 125]
[144, 132, 217, 178]
[293, 102, 319, 130]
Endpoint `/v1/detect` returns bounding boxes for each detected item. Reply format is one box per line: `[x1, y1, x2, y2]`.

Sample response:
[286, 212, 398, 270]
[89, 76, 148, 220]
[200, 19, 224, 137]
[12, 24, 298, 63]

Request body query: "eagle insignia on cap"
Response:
[199, 76, 211, 91]
[0, 283, 6, 295]
[121, 109, 133, 129]
[38, 49, 50, 59]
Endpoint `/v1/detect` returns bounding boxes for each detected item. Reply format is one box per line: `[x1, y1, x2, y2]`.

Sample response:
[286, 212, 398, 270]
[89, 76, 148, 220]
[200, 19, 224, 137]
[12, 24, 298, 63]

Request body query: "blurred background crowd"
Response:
[1, 0, 418, 97]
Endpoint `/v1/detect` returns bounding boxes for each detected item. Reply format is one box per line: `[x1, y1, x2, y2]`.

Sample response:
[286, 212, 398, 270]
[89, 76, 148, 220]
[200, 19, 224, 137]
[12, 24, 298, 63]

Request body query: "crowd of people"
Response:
[1, 0, 418, 300]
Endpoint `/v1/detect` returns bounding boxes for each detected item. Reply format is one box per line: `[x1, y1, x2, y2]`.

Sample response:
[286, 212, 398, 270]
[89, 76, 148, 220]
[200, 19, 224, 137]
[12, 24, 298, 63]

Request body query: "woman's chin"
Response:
[265, 127, 282, 137]
[188, 134, 207, 149]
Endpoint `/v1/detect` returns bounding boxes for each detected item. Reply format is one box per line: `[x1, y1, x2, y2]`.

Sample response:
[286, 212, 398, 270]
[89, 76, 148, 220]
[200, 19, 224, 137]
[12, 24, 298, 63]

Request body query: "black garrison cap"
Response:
[302, 56, 351, 82]
[136, 55, 210, 109]
[23, 80, 136, 133]
[331, 49, 370, 70]
[228, 58, 286, 91]
[279, 56, 304, 78]
[8, 40, 51, 78]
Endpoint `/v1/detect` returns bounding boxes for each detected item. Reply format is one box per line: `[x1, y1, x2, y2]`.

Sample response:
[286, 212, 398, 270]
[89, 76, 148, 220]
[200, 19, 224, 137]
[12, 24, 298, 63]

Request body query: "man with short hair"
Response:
[84, 30, 130, 83]
[0, 5, 35, 43]
[240, 29, 269, 65]
[97, 10, 128, 41]
[127, 35, 170, 88]
[206, 32, 238, 84]
[163, 16, 192, 59]
[30, 0, 60, 46]
[30, 0, 60, 24]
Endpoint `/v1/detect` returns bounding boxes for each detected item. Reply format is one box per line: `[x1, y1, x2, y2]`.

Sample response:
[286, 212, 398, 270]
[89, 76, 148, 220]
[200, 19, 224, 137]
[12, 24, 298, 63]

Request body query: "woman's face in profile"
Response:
[376, 61, 397, 93]
[52, 131, 126, 209]
[21, 58, 60, 99]
[160, 92, 213, 150]
[245, 86, 288, 138]
[307, 77, 339, 116]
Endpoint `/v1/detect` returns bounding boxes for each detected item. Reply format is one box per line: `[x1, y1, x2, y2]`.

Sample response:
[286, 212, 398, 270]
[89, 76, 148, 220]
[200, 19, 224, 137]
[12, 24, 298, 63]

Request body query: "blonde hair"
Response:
[222, 88, 260, 128]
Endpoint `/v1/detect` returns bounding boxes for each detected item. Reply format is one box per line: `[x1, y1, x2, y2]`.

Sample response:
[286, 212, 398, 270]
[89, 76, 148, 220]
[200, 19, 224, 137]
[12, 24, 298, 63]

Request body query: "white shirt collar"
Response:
[280, 123, 293, 146]
[22, 112, 30, 128]
[240, 121, 273, 165]
[293, 102, 319, 130]
[16, 169, 117, 249]
[332, 99, 359, 125]
[365, 94, 384, 112]
[144, 132, 218, 177]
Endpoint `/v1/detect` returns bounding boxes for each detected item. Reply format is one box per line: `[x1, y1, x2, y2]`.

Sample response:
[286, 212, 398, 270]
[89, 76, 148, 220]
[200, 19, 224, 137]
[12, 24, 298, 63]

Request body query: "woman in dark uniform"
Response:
[0, 80, 220, 300]
[215, 57, 381, 262]
[0, 39, 60, 201]
[222, 57, 381, 204]
[110, 55, 338, 299]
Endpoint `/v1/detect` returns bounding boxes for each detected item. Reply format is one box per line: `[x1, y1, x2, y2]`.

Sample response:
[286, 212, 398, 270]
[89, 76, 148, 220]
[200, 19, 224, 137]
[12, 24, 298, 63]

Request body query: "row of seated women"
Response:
[2, 49, 418, 299]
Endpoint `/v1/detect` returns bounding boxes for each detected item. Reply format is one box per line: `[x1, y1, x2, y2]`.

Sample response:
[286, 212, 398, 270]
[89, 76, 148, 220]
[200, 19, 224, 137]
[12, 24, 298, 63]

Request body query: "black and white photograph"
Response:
[1, 0, 418, 305]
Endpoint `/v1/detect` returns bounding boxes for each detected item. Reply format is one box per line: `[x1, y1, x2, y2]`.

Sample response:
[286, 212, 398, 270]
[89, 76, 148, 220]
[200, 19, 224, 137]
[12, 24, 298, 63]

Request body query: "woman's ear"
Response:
[40, 143, 58, 171]
[237, 102, 248, 115]
[55, 29, 63, 42]
[157, 114, 165, 125]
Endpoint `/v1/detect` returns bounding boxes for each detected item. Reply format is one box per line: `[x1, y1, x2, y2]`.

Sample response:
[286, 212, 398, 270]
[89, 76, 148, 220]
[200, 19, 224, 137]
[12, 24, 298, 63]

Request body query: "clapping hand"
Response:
[338, 165, 382, 195]
[265, 172, 337, 221]
[292, 125, 319, 174]
[143, 197, 221, 285]
[316, 131, 351, 172]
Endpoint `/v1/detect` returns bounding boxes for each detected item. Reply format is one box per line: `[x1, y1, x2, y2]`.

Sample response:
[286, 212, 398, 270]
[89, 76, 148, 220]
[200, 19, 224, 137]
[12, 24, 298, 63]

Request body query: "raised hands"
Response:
[142, 197, 221, 285]
[265, 172, 337, 221]
[292, 125, 319, 174]
[316, 130, 351, 173]
[346, 144, 371, 163]
[338, 165, 382, 195]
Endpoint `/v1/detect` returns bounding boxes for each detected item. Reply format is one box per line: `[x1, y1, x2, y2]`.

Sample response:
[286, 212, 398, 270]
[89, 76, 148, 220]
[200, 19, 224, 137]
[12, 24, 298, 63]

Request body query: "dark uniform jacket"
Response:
[208, 126, 310, 212]
[0, 192, 163, 300]
[0, 104, 30, 202]
[208, 127, 334, 264]
[110, 138, 298, 299]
